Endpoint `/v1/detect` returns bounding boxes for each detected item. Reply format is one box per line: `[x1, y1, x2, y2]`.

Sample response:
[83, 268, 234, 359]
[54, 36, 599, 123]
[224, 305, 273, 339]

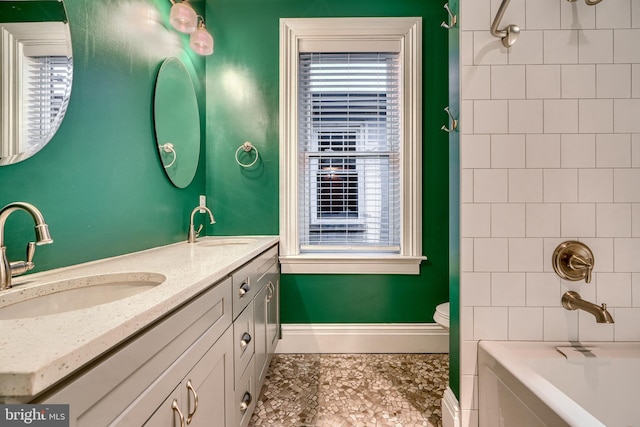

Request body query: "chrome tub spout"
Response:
[562, 291, 614, 324]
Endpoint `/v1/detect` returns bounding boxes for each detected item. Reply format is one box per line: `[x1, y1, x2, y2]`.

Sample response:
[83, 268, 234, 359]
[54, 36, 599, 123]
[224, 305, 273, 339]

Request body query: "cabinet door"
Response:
[142, 387, 182, 427]
[266, 274, 280, 356]
[184, 327, 234, 427]
[254, 284, 268, 385]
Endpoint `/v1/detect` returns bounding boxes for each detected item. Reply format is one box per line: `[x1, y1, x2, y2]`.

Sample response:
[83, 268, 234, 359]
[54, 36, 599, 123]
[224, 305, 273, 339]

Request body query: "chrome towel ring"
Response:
[235, 142, 259, 168]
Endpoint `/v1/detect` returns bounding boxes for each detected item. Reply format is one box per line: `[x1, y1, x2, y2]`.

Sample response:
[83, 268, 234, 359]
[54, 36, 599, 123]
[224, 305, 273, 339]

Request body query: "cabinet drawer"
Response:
[35, 278, 233, 427]
[233, 300, 255, 385]
[234, 357, 256, 427]
[231, 245, 278, 319]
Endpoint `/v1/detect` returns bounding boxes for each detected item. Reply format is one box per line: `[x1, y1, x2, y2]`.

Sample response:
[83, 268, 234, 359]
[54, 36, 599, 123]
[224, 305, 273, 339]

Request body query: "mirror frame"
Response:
[153, 57, 201, 188]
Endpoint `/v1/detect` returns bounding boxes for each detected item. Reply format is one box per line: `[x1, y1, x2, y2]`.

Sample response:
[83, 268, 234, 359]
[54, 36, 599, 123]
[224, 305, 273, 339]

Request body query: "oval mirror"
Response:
[153, 57, 201, 188]
[0, 0, 73, 166]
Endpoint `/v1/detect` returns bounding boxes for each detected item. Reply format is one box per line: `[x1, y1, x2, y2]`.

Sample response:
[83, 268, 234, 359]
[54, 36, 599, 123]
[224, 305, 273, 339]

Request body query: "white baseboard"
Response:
[442, 387, 461, 427]
[275, 323, 449, 354]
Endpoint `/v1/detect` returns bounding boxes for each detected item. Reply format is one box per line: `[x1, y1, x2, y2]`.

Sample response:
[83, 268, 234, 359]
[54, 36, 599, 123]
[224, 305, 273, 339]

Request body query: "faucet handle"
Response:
[568, 254, 593, 283]
[195, 224, 203, 238]
[9, 242, 36, 276]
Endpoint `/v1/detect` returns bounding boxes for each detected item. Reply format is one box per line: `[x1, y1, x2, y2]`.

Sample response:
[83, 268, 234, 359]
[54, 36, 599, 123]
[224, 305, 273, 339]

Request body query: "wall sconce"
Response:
[168, 0, 214, 56]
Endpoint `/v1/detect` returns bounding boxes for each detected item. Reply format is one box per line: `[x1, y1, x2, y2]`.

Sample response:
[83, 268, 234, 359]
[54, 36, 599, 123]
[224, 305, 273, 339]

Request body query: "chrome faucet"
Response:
[188, 206, 215, 243]
[562, 291, 614, 324]
[0, 202, 53, 290]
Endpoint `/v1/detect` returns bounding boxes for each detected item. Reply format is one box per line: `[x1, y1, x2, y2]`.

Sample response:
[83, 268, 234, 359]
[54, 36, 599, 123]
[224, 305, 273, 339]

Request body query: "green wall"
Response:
[0, 0, 207, 272]
[206, 0, 450, 324]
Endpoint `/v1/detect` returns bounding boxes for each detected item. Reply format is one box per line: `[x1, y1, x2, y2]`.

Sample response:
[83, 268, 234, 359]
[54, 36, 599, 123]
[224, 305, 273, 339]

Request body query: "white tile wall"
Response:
[459, 0, 640, 425]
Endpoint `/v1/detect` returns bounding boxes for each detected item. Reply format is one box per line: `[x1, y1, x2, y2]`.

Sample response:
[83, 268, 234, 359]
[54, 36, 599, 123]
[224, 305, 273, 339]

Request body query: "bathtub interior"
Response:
[478, 341, 640, 427]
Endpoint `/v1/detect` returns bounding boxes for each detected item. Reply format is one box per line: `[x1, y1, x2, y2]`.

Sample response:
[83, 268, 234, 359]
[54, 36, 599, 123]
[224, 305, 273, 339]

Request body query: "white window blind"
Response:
[298, 52, 401, 253]
[21, 55, 72, 153]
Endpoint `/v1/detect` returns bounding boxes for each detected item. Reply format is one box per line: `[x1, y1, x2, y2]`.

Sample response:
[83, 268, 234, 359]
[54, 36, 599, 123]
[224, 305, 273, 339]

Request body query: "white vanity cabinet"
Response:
[30, 242, 280, 427]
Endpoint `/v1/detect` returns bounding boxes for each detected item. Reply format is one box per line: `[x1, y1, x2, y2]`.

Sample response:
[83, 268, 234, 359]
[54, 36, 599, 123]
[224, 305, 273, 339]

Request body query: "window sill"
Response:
[279, 254, 426, 275]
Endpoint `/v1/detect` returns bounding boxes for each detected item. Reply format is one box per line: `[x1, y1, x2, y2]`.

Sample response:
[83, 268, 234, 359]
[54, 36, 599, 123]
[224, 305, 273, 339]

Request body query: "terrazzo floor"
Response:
[248, 353, 449, 427]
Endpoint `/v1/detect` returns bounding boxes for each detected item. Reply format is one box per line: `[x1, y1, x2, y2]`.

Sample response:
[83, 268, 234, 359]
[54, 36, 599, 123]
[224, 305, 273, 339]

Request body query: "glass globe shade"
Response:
[169, 2, 197, 34]
[190, 25, 214, 55]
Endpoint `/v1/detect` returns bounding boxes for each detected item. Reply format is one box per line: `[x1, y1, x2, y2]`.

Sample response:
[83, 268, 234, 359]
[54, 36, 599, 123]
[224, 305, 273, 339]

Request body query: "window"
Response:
[279, 18, 424, 274]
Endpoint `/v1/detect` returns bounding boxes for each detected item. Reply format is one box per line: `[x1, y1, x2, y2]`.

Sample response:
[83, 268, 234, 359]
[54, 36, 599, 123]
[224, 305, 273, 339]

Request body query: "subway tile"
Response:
[508, 31, 544, 65]
[460, 100, 474, 135]
[474, 31, 509, 66]
[561, 64, 596, 98]
[581, 237, 615, 273]
[491, 204, 525, 237]
[509, 100, 543, 133]
[632, 65, 640, 98]
[634, 2, 640, 29]
[461, 272, 491, 306]
[461, 374, 478, 410]
[561, 203, 596, 237]
[544, 30, 579, 64]
[578, 311, 614, 341]
[596, 64, 631, 99]
[491, 272, 526, 306]
[461, 307, 475, 341]
[615, 309, 640, 341]
[491, 65, 525, 99]
[461, 237, 474, 271]
[578, 29, 614, 63]
[474, 100, 509, 134]
[474, 169, 508, 202]
[526, 272, 562, 306]
[614, 99, 640, 133]
[491, 0, 525, 31]
[579, 99, 614, 133]
[614, 29, 640, 63]
[561, 0, 596, 30]
[461, 31, 475, 66]
[474, 238, 509, 272]
[614, 238, 640, 272]
[509, 169, 543, 202]
[461, 170, 474, 203]
[595, 134, 631, 168]
[474, 307, 508, 340]
[526, 65, 561, 99]
[491, 134, 525, 168]
[578, 168, 613, 203]
[543, 307, 578, 341]
[525, 0, 560, 30]
[461, 341, 479, 376]
[597, 203, 632, 237]
[509, 238, 544, 272]
[508, 307, 543, 340]
[462, 203, 491, 237]
[461, 134, 491, 169]
[561, 134, 596, 168]
[462, 0, 492, 31]
[634, 204, 640, 238]
[597, 272, 632, 307]
[633, 134, 640, 168]
[544, 169, 578, 202]
[544, 238, 566, 272]
[544, 100, 579, 133]
[526, 203, 561, 237]
[595, 0, 631, 29]
[633, 273, 640, 307]
[526, 134, 561, 168]
[614, 169, 640, 202]
[462, 66, 491, 100]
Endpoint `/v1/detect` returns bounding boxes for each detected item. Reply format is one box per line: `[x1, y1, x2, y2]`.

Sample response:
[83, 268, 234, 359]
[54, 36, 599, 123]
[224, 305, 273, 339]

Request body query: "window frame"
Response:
[279, 17, 425, 275]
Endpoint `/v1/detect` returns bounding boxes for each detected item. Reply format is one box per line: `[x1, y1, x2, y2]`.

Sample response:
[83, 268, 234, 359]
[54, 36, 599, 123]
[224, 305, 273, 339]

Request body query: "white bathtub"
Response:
[478, 341, 640, 427]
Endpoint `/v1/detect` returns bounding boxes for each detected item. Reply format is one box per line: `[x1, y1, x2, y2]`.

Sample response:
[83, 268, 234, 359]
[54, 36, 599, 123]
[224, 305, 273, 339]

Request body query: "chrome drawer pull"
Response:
[240, 391, 252, 411]
[186, 379, 199, 424]
[240, 332, 252, 348]
[172, 399, 185, 427]
[238, 281, 250, 297]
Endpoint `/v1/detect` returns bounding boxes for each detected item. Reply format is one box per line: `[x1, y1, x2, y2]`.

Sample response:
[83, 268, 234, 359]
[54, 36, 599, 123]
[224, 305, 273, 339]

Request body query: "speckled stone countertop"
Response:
[0, 236, 278, 402]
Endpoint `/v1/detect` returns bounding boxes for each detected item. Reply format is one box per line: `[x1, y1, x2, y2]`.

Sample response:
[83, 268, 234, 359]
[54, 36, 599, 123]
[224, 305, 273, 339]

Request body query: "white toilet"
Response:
[433, 302, 450, 330]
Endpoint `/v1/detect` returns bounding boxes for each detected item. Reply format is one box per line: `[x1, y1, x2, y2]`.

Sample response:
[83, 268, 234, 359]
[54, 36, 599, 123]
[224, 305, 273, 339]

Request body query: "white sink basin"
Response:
[198, 238, 257, 247]
[0, 272, 166, 320]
